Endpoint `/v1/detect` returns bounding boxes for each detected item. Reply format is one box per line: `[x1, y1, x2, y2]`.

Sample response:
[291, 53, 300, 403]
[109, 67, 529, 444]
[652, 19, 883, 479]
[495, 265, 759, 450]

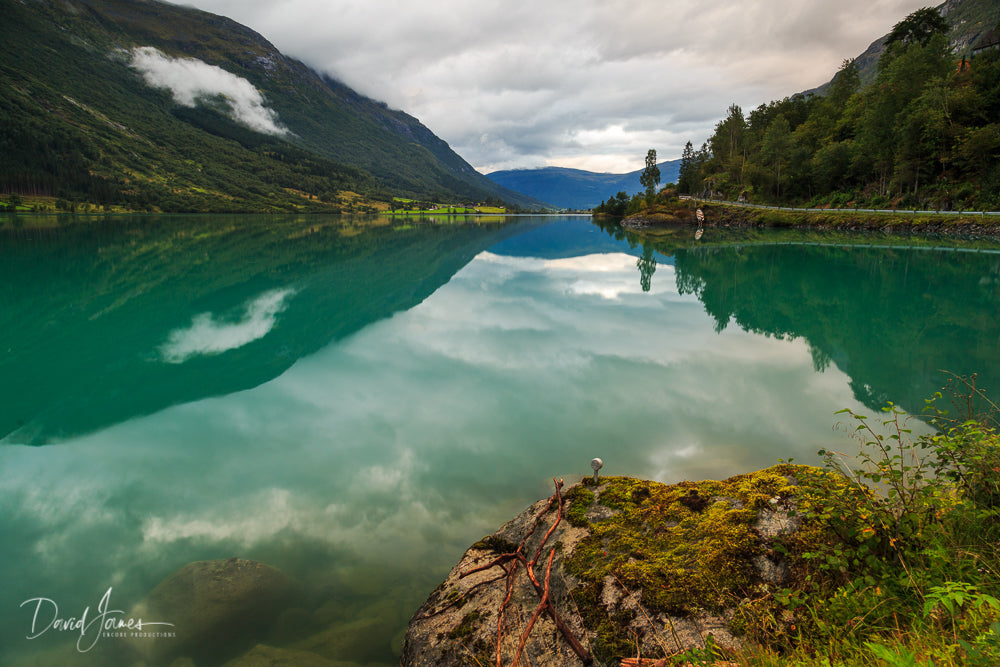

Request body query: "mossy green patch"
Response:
[570, 580, 638, 659]
[563, 485, 595, 527]
[726, 467, 801, 509]
[565, 466, 808, 617]
[441, 587, 468, 610]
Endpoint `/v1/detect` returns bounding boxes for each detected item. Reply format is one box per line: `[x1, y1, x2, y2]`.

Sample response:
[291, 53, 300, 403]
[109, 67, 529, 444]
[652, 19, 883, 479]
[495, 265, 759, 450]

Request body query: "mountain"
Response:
[806, 0, 1000, 95]
[0, 0, 545, 212]
[487, 160, 682, 210]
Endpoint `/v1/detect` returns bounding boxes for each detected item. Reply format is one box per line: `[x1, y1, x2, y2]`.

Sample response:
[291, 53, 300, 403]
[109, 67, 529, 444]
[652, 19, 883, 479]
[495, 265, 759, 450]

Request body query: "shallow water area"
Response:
[1, 214, 997, 666]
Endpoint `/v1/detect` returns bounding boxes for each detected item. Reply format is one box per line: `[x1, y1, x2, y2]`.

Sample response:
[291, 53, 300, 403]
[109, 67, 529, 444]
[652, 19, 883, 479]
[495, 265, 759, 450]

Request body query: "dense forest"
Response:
[676, 9, 1000, 211]
[0, 91, 384, 213]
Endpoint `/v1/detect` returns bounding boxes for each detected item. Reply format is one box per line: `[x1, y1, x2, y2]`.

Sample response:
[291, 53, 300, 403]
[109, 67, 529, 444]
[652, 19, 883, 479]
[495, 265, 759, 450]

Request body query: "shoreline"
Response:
[617, 201, 1000, 237]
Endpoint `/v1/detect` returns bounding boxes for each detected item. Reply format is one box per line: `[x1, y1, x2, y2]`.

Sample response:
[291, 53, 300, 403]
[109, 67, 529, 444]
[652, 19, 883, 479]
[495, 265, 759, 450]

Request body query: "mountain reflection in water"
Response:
[0, 214, 547, 445]
[1, 216, 996, 666]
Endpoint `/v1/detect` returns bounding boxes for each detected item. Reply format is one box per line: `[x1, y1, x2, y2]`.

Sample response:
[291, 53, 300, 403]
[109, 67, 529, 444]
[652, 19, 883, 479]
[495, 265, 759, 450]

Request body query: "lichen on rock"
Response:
[402, 465, 820, 666]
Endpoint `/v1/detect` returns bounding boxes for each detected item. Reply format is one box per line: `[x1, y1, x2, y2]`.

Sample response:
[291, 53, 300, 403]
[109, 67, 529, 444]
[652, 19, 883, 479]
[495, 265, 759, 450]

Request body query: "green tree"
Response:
[856, 31, 952, 197]
[881, 7, 950, 71]
[829, 58, 861, 109]
[811, 141, 852, 192]
[639, 148, 660, 203]
[707, 104, 747, 195]
[722, 104, 746, 159]
[677, 141, 696, 194]
[956, 125, 1000, 176]
[597, 190, 630, 216]
[886, 6, 949, 48]
[637, 243, 656, 292]
[624, 192, 645, 216]
[762, 114, 794, 198]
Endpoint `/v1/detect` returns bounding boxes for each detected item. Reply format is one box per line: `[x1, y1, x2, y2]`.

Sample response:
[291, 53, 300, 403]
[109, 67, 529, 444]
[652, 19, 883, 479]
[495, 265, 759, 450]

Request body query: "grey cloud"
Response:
[169, 0, 931, 171]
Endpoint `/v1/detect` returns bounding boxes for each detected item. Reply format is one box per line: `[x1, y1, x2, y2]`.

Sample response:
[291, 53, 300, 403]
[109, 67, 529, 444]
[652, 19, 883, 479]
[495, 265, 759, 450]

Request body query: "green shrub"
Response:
[775, 375, 1000, 664]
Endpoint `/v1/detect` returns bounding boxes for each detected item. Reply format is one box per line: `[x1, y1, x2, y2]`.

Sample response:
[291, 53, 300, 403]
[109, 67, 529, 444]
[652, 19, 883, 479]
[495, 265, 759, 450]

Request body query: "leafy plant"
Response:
[923, 581, 1000, 626]
[776, 375, 1000, 663]
[863, 641, 921, 667]
[959, 621, 1000, 666]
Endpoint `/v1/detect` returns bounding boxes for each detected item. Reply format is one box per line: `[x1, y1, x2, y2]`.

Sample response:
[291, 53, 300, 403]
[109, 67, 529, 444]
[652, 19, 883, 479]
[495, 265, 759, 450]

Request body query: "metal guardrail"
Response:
[686, 240, 1000, 255]
[679, 196, 1000, 217]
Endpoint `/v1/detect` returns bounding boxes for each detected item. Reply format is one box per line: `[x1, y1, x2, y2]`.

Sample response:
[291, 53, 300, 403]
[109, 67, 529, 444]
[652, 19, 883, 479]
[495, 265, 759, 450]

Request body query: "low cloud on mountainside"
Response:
[129, 46, 288, 136]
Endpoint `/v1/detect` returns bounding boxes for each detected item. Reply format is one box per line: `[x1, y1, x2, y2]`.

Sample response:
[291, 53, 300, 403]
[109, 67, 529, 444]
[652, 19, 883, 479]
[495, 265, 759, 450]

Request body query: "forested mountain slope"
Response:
[677, 0, 1000, 211]
[0, 0, 541, 212]
[806, 0, 1000, 95]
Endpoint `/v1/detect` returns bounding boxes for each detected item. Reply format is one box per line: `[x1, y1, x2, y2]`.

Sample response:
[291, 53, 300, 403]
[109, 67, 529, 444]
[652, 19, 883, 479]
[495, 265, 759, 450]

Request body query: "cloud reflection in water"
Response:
[158, 288, 295, 364]
[0, 247, 926, 664]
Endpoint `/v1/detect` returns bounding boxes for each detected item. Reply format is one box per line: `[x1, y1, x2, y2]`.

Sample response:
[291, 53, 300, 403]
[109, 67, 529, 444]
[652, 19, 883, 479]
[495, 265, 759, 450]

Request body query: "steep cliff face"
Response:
[402, 467, 815, 666]
[940, 0, 1000, 53]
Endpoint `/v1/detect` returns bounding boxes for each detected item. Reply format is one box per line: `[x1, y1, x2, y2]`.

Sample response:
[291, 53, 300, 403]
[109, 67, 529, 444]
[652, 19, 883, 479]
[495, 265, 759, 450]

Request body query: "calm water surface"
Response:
[2, 214, 998, 665]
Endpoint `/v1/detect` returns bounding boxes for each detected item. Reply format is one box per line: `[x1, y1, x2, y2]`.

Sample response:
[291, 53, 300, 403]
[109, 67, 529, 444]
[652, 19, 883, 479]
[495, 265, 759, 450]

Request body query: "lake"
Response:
[2, 214, 999, 666]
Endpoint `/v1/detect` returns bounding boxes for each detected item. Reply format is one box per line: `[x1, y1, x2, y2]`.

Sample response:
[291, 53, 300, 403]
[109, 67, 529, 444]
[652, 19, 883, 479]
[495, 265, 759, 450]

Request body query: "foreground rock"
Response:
[129, 558, 295, 664]
[402, 465, 814, 666]
[220, 643, 344, 666]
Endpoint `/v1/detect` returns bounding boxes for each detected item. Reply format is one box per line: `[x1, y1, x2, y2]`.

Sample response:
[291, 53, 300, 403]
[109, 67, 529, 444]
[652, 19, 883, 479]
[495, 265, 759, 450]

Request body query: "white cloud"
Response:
[159, 288, 294, 363]
[477, 251, 678, 300]
[129, 46, 289, 136]
[167, 0, 930, 172]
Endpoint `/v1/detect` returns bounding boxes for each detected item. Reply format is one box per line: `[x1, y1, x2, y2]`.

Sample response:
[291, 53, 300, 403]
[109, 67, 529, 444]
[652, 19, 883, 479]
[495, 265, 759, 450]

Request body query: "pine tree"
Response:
[640, 149, 660, 203]
[678, 141, 695, 194]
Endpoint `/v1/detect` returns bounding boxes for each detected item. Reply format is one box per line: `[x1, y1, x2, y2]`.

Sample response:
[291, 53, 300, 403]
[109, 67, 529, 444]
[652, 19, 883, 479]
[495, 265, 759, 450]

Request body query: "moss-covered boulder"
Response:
[402, 465, 817, 666]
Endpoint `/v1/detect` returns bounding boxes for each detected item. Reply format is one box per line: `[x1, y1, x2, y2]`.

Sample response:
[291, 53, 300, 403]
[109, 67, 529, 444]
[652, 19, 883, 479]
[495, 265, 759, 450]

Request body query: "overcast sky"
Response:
[171, 0, 931, 174]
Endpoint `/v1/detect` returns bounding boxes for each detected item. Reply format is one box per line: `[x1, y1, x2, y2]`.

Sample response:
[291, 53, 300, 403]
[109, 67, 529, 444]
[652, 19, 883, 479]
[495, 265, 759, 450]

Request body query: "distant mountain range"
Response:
[0, 0, 547, 212]
[487, 160, 682, 210]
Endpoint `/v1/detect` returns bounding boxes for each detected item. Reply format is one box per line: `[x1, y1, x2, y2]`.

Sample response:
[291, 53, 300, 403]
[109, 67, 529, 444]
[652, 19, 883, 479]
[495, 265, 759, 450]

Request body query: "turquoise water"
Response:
[1, 215, 998, 665]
